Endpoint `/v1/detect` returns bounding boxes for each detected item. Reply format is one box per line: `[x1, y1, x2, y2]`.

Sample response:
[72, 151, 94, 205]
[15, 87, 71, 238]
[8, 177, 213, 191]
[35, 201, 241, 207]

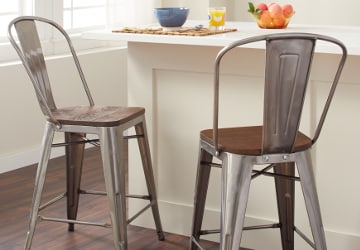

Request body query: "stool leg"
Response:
[296, 151, 327, 250]
[65, 132, 85, 232]
[24, 122, 55, 250]
[135, 120, 165, 240]
[220, 154, 252, 250]
[274, 162, 295, 250]
[190, 146, 213, 250]
[99, 127, 127, 250]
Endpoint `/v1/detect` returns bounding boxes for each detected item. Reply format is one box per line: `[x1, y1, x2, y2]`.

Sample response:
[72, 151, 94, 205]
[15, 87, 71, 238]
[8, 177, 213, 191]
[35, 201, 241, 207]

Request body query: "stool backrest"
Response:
[213, 33, 347, 155]
[8, 16, 94, 126]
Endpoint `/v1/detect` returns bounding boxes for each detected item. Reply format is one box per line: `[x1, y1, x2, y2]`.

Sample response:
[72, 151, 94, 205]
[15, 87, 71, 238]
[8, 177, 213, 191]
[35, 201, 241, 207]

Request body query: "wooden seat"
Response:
[190, 33, 347, 250]
[52, 106, 145, 127]
[201, 126, 313, 155]
[8, 16, 164, 250]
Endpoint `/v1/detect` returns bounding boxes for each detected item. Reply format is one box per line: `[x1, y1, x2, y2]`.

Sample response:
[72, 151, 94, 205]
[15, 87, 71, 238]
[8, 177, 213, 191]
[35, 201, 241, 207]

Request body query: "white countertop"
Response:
[83, 21, 360, 56]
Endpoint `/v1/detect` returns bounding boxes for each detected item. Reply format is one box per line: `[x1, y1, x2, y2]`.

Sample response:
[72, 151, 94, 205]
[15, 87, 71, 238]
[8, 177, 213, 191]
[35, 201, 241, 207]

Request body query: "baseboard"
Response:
[0, 147, 65, 174]
[0, 136, 97, 174]
[131, 200, 360, 250]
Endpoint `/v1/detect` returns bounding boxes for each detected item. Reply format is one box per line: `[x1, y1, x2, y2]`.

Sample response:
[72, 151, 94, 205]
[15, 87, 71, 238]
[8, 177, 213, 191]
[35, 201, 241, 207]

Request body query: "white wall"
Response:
[162, 0, 360, 27]
[161, 0, 208, 19]
[0, 48, 128, 173]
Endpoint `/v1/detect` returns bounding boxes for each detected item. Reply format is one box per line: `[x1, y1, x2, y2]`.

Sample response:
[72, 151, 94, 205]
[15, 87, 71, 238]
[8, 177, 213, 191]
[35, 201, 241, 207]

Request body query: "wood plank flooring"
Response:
[0, 147, 250, 249]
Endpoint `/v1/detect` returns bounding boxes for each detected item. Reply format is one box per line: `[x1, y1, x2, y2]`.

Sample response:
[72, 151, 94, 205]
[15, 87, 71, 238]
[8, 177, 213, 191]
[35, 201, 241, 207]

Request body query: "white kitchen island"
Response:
[83, 21, 360, 249]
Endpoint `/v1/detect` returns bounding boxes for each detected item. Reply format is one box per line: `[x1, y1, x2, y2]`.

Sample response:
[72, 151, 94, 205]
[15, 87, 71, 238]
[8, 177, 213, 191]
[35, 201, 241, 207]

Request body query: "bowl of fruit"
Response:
[248, 2, 294, 29]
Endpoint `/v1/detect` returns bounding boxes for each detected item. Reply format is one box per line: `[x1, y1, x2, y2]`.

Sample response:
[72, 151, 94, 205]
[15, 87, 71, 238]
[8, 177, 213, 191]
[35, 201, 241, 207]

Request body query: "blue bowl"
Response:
[154, 7, 189, 28]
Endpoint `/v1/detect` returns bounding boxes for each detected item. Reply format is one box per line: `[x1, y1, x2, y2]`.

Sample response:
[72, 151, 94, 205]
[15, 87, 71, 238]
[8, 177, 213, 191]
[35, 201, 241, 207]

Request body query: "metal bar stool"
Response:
[8, 16, 164, 250]
[189, 33, 347, 250]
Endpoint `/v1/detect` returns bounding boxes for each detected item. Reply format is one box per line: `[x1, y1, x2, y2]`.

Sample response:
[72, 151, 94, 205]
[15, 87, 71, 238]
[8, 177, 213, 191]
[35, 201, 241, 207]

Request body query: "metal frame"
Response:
[190, 33, 347, 250]
[8, 16, 164, 250]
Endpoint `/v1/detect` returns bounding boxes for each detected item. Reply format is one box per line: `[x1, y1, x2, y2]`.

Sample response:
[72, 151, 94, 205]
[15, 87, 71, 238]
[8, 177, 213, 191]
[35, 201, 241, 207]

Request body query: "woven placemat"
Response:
[112, 27, 237, 36]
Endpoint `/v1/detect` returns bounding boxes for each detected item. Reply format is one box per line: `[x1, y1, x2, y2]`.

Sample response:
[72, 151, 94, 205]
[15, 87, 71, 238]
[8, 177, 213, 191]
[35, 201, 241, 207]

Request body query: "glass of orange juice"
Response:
[208, 7, 226, 30]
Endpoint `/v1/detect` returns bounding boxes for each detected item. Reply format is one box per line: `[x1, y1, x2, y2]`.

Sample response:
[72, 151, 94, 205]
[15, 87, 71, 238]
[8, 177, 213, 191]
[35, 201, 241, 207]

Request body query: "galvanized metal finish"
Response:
[8, 16, 94, 127]
[190, 33, 347, 250]
[274, 162, 295, 249]
[190, 146, 213, 243]
[65, 132, 86, 232]
[24, 122, 55, 250]
[99, 125, 128, 248]
[296, 150, 327, 250]
[134, 121, 165, 239]
[219, 153, 253, 249]
[8, 16, 164, 250]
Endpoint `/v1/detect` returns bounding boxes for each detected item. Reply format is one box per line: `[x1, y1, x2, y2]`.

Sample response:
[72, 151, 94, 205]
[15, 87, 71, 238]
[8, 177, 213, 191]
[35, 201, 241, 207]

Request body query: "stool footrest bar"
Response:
[191, 236, 206, 250]
[80, 189, 107, 195]
[126, 194, 151, 200]
[39, 193, 66, 211]
[124, 134, 144, 139]
[243, 223, 281, 230]
[251, 170, 300, 181]
[39, 215, 112, 228]
[294, 226, 316, 249]
[199, 229, 220, 235]
[127, 202, 154, 224]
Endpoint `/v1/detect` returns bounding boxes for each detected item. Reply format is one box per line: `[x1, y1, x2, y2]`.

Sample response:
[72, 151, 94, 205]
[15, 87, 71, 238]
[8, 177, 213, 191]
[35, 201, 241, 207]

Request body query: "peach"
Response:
[259, 10, 272, 28]
[268, 3, 282, 18]
[282, 4, 294, 18]
[267, 2, 277, 8]
[273, 16, 286, 28]
[254, 3, 268, 12]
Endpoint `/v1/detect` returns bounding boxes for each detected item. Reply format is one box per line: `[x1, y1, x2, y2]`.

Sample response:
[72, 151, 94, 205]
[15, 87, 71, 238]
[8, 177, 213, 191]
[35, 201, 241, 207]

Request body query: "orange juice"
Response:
[208, 7, 226, 29]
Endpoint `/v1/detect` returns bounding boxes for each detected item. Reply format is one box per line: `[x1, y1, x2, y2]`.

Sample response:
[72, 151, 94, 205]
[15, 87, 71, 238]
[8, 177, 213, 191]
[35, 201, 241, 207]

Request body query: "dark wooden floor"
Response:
[0, 147, 250, 249]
